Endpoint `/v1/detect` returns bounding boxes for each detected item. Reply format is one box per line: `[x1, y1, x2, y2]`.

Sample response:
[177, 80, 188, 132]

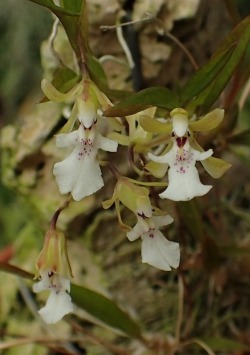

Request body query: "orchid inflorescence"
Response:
[34, 77, 230, 323]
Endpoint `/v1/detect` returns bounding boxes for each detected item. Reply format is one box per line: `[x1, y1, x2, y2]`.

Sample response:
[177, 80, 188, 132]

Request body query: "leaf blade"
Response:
[104, 87, 179, 117]
[71, 284, 142, 338]
[200, 337, 249, 352]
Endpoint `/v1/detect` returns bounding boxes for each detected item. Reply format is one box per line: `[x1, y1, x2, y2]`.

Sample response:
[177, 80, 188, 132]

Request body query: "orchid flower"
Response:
[148, 108, 224, 201]
[103, 177, 180, 271]
[33, 228, 73, 324]
[42, 78, 118, 200]
[127, 213, 180, 271]
[149, 137, 213, 201]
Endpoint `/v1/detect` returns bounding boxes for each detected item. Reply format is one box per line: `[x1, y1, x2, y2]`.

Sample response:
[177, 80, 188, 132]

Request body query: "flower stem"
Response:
[50, 199, 71, 230]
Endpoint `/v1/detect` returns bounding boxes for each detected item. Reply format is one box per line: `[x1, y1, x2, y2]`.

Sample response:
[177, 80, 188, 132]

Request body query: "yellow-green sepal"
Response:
[41, 79, 80, 103]
[189, 108, 224, 132]
[59, 102, 78, 133]
[139, 115, 172, 134]
[202, 156, 232, 178]
[192, 139, 231, 178]
[108, 132, 130, 146]
[144, 160, 168, 178]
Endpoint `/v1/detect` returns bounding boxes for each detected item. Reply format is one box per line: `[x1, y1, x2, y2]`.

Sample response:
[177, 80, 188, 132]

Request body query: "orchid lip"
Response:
[176, 136, 187, 148]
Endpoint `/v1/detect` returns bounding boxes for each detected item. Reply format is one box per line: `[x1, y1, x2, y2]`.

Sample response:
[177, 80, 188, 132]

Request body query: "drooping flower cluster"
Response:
[33, 73, 231, 325]
[33, 227, 73, 324]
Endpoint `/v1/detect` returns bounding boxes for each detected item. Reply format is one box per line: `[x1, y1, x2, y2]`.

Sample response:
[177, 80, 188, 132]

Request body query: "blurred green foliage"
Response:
[0, 0, 52, 122]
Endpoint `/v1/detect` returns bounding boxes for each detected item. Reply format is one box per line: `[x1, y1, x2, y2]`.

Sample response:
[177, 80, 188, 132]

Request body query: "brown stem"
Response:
[77, 34, 89, 78]
[165, 31, 199, 71]
[128, 145, 144, 176]
[223, 0, 241, 26]
[0, 263, 33, 280]
[50, 199, 71, 230]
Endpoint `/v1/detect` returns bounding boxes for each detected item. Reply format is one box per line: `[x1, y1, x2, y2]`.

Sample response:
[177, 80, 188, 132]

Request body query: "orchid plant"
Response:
[1, 1, 250, 354]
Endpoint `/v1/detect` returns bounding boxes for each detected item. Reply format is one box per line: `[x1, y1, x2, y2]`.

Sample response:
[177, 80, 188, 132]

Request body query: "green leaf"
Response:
[201, 17, 250, 110]
[28, 0, 80, 15]
[182, 16, 250, 111]
[28, 0, 82, 57]
[180, 44, 236, 105]
[52, 68, 79, 93]
[88, 56, 107, 88]
[201, 337, 249, 352]
[104, 87, 179, 117]
[71, 284, 142, 338]
[61, 0, 82, 12]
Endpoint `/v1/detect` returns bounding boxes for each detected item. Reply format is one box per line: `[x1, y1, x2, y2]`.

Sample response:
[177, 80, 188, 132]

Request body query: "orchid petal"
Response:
[56, 131, 78, 148]
[126, 221, 143, 241]
[38, 290, 73, 324]
[71, 156, 104, 201]
[159, 160, 212, 201]
[153, 215, 174, 228]
[97, 135, 118, 152]
[126, 218, 149, 241]
[141, 230, 180, 271]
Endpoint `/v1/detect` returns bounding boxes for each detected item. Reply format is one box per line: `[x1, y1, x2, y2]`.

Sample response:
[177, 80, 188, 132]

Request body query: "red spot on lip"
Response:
[176, 137, 187, 148]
